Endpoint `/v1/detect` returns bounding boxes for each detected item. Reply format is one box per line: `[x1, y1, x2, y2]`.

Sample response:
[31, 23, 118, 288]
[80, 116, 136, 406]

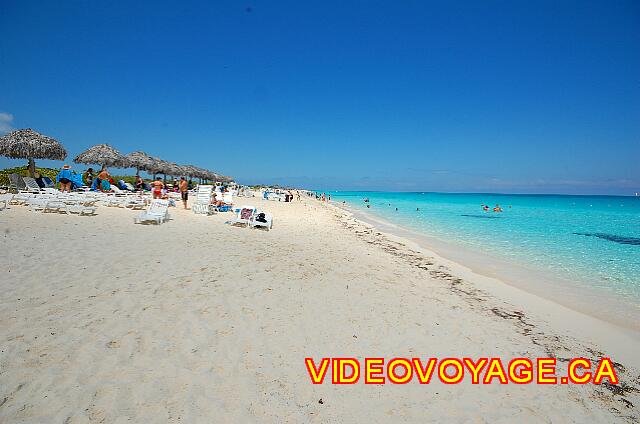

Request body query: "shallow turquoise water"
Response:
[326, 191, 640, 301]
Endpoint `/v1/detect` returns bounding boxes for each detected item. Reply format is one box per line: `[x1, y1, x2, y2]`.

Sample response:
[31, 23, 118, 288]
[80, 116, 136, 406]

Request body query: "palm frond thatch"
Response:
[126, 151, 155, 173]
[0, 128, 67, 160]
[74, 144, 129, 168]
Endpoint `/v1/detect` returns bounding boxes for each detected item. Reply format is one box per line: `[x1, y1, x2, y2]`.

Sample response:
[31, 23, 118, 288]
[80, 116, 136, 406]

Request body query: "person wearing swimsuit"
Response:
[152, 178, 164, 199]
[97, 167, 110, 192]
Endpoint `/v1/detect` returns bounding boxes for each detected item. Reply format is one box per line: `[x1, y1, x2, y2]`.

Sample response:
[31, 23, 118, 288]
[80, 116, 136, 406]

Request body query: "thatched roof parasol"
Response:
[126, 151, 155, 174]
[74, 144, 129, 169]
[0, 128, 67, 176]
[179, 165, 198, 178]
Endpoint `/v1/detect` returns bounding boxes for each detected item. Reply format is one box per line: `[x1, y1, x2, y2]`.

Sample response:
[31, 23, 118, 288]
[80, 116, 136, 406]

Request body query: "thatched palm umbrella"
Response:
[74, 144, 129, 170]
[126, 151, 155, 175]
[0, 128, 67, 176]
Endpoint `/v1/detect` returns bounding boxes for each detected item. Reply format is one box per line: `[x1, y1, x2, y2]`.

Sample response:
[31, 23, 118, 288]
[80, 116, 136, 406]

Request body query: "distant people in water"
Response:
[482, 205, 489, 212]
[395, 207, 398, 211]
[366, 204, 370, 208]
[416, 207, 419, 211]
[364, 198, 369, 203]
[493, 204, 503, 212]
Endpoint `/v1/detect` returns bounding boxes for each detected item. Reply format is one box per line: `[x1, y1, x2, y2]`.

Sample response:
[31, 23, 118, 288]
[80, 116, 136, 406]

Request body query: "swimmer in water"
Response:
[416, 207, 419, 211]
[493, 204, 503, 212]
[483, 205, 489, 212]
[367, 204, 370, 208]
[395, 207, 398, 211]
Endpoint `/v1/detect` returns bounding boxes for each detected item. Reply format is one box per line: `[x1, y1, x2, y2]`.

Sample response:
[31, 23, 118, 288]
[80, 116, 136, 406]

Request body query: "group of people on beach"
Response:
[57, 164, 112, 193]
[55, 164, 193, 209]
[315, 192, 331, 202]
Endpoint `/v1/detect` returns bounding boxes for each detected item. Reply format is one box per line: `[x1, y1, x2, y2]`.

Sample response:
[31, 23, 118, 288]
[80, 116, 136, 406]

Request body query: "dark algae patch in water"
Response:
[574, 233, 640, 246]
[460, 214, 503, 219]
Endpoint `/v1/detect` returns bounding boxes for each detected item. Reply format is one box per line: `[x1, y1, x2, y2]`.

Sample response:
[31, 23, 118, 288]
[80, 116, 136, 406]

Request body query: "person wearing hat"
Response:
[56, 164, 73, 192]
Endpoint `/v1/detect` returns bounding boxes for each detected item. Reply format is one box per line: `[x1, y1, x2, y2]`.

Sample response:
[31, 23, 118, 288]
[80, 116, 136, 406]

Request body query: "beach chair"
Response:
[43, 199, 69, 214]
[249, 211, 273, 231]
[9, 174, 27, 192]
[229, 206, 256, 227]
[26, 196, 51, 212]
[123, 197, 147, 210]
[0, 194, 14, 210]
[192, 185, 214, 215]
[23, 177, 44, 192]
[67, 202, 98, 215]
[42, 176, 54, 188]
[134, 199, 170, 224]
[222, 193, 233, 205]
[110, 185, 127, 195]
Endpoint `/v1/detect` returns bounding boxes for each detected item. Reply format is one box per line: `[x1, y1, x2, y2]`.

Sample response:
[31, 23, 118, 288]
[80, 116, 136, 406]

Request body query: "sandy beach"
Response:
[1, 196, 639, 423]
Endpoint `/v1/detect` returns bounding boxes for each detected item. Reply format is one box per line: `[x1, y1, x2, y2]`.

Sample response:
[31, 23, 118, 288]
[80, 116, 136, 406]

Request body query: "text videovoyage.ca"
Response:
[305, 357, 619, 385]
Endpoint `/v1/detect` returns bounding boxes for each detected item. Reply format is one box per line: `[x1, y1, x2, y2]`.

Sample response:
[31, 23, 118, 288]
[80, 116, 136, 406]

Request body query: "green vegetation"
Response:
[0, 165, 59, 186]
[0, 165, 167, 187]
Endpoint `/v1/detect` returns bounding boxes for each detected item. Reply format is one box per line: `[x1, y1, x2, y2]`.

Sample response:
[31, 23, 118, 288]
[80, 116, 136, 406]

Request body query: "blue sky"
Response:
[1, 0, 639, 194]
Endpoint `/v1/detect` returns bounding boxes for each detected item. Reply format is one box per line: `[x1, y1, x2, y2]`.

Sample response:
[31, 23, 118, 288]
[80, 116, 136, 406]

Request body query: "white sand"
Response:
[1, 197, 638, 423]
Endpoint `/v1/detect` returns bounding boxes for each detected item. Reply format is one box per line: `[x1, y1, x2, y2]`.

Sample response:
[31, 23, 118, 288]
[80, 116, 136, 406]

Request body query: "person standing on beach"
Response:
[56, 164, 73, 192]
[97, 166, 110, 191]
[179, 176, 188, 209]
[135, 175, 145, 192]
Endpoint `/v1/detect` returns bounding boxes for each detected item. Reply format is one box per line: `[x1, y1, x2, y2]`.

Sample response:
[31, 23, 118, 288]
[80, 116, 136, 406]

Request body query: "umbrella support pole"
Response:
[28, 158, 36, 177]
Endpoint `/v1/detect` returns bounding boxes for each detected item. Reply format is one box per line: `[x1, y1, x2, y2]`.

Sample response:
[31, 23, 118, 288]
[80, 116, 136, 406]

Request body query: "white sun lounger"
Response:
[0, 193, 14, 210]
[249, 211, 273, 230]
[22, 177, 44, 192]
[67, 203, 98, 215]
[43, 199, 69, 214]
[134, 199, 170, 224]
[192, 185, 214, 215]
[229, 206, 256, 227]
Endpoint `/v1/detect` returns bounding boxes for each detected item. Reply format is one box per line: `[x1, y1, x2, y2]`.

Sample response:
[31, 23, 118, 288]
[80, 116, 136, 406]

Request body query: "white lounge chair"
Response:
[67, 203, 97, 215]
[192, 185, 214, 215]
[0, 194, 14, 210]
[23, 177, 44, 192]
[229, 206, 256, 227]
[43, 199, 69, 214]
[26, 196, 51, 212]
[249, 211, 273, 230]
[134, 199, 170, 224]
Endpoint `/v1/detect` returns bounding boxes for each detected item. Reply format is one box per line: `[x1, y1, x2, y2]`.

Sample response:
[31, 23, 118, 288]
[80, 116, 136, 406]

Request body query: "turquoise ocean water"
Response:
[327, 192, 640, 305]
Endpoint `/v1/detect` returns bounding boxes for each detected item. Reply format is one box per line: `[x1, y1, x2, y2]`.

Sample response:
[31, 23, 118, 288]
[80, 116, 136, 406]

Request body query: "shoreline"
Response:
[328, 199, 640, 368]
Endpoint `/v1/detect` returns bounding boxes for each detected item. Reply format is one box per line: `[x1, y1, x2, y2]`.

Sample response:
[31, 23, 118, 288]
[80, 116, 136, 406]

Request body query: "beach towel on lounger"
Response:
[240, 208, 253, 220]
